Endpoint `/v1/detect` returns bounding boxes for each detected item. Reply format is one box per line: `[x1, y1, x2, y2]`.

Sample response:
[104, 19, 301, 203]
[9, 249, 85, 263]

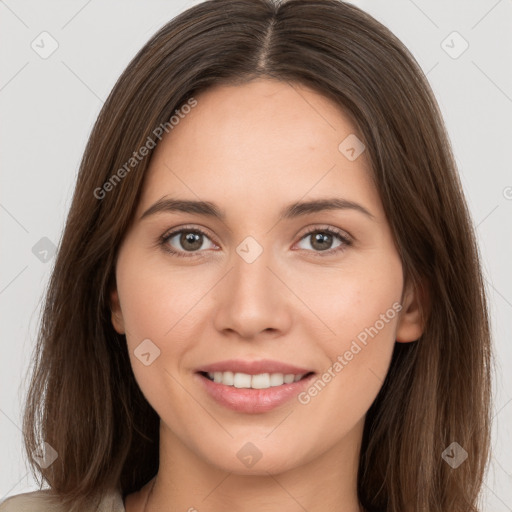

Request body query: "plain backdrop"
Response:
[1, 0, 511, 509]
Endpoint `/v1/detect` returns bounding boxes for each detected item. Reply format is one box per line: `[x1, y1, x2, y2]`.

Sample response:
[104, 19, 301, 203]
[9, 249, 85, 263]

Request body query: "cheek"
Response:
[297, 256, 402, 338]
[116, 252, 186, 337]
[115, 260, 199, 412]
[116, 255, 216, 367]
[296, 257, 402, 387]
[293, 296, 400, 444]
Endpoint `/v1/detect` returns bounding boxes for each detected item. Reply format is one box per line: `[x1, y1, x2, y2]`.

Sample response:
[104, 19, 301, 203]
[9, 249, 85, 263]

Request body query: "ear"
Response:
[395, 277, 429, 343]
[110, 287, 125, 335]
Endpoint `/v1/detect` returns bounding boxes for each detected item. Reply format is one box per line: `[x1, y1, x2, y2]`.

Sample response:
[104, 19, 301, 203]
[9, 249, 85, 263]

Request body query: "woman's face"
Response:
[110, 78, 423, 475]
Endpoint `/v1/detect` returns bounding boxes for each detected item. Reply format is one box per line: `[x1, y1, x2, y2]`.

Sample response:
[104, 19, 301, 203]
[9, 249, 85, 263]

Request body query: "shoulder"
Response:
[0, 490, 62, 511]
[0, 488, 125, 512]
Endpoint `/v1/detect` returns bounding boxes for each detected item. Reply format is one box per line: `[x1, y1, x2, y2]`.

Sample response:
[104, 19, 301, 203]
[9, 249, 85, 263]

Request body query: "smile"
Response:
[202, 371, 313, 389]
[195, 371, 317, 414]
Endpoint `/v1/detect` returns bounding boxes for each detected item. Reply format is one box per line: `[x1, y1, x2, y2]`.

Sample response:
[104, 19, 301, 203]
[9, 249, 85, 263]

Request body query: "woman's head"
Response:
[22, 1, 491, 511]
[109, 74, 421, 494]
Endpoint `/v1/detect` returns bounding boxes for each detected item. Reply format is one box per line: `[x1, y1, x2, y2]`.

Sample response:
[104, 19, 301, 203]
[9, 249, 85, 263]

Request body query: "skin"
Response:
[111, 78, 425, 512]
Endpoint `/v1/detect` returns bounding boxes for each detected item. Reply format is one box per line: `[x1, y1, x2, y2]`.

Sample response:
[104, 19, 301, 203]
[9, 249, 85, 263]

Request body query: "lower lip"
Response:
[195, 372, 316, 414]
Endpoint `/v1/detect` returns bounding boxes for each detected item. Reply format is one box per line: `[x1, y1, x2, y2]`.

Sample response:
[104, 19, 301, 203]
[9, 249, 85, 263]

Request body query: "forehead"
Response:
[136, 79, 381, 220]
[161, 78, 363, 162]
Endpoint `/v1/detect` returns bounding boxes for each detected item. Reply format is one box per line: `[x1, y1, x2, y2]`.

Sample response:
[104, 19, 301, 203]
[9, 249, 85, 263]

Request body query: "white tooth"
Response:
[269, 373, 284, 386]
[234, 372, 252, 388]
[222, 371, 234, 385]
[283, 374, 295, 384]
[206, 371, 304, 388]
[251, 373, 270, 389]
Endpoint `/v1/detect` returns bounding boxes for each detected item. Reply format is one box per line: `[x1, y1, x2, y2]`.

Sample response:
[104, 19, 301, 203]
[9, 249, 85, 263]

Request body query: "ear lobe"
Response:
[395, 277, 429, 343]
[110, 288, 125, 335]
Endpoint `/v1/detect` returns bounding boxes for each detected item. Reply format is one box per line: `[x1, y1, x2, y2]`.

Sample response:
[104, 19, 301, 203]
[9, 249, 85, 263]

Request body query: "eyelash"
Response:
[158, 224, 352, 259]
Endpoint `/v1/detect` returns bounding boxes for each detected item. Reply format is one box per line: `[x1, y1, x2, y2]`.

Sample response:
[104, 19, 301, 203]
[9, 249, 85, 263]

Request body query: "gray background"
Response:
[1, 0, 511, 509]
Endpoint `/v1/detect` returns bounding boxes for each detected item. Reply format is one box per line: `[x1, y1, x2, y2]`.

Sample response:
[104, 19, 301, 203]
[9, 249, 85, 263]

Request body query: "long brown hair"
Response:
[21, 1, 492, 510]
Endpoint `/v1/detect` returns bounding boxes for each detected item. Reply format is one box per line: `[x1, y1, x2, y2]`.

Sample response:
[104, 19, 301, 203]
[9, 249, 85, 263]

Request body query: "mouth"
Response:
[195, 369, 317, 414]
[198, 370, 315, 389]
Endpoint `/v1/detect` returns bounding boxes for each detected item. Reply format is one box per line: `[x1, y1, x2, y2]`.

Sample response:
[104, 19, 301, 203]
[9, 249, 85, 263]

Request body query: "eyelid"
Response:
[296, 224, 352, 243]
[160, 224, 217, 244]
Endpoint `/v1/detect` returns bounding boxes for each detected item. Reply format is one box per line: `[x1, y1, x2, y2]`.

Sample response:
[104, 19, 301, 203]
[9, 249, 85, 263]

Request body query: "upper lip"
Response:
[197, 359, 315, 376]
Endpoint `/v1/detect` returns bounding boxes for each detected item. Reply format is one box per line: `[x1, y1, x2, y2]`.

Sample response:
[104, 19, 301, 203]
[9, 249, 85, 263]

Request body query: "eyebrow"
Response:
[139, 196, 375, 222]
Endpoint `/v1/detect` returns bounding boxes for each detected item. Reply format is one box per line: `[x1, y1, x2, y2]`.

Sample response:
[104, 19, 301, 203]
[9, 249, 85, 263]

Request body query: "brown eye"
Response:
[161, 228, 217, 257]
[296, 227, 352, 256]
[309, 232, 335, 251]
[177, 232, 204, 251]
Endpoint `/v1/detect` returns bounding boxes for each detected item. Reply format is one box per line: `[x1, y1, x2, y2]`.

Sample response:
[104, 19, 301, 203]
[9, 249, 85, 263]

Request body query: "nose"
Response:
[212, 243, 292, 340]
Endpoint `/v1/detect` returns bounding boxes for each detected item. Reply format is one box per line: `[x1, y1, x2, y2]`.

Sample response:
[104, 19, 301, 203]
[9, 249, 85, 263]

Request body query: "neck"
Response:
[142, 419, 364, 512]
